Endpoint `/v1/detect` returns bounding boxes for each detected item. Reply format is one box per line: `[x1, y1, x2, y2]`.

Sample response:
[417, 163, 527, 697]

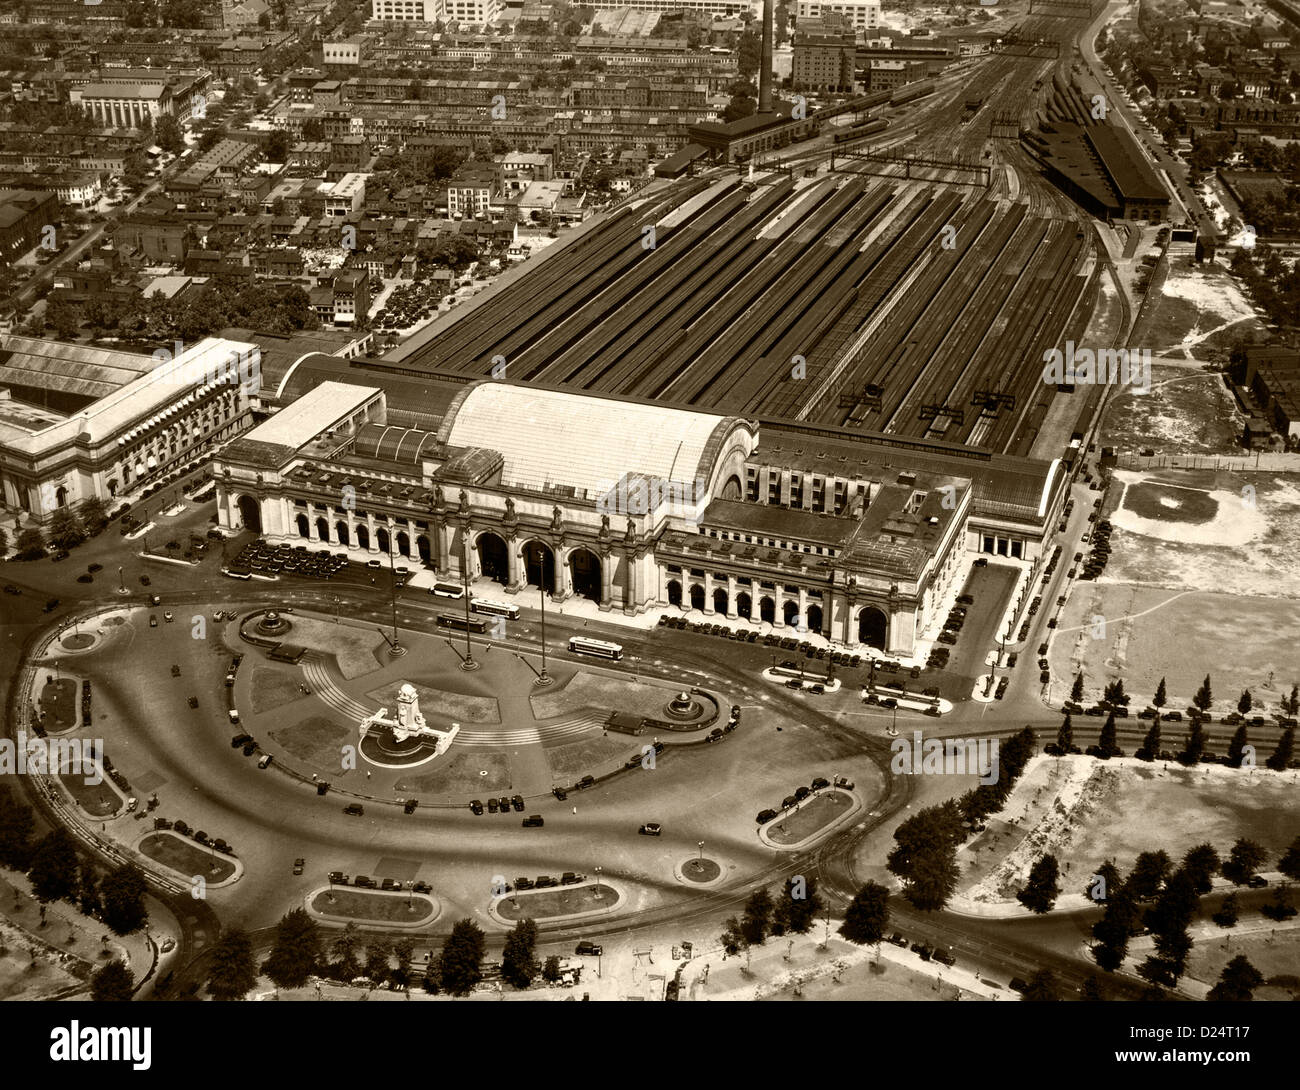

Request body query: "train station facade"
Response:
[214, 376, 1062, 656]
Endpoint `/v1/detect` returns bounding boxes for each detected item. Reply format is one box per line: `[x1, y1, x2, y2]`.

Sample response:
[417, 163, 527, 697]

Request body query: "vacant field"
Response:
[365, 679, 500, 724]
[1140, 260, 1262, 357]
[250, 666, 305, 714]
[532, 669, 702, 722]
[271, 715, 353, 765]
[1183, 931, 1300, 997]
[1104, 365, 1243, 455]
[394, 750, 511, 796]
[0, 922, 89, 1000]
[1053, 585, 1300, 708]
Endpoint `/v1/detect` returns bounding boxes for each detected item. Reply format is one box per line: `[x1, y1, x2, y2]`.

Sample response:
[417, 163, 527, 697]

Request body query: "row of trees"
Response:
[5, 496, 111, 560]
[1087, 835, 1300, 986]
[886, 727, 1037, 911]
[719, 876, 824, 967]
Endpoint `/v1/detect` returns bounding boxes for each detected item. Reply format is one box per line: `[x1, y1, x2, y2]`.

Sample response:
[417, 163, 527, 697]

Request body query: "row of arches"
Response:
[665, 579, 889, 645]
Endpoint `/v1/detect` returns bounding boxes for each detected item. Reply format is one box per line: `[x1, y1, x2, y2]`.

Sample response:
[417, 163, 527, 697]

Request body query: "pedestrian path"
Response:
[452, 712, 605, 748]
[302, 655, 373, 721]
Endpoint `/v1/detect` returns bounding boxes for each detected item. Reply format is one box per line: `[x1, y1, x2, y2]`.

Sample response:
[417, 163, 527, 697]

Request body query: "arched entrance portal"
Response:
[858, 606, 888, 649]
[237, 495, 261, 532]
[806, 604, 823, 634]
[569, 548, 601, 602]
[667, 579, 682, 606]
[712, 587, 728, 615]
[416, 534, 431, 566]
[478, 532, 508, 584]
[783, 601, 800, 627]
[736, 591, 752, 619]
[316, 517, 329, 541]
[355, 524, 369, 551]
[335, 520, 350, 547]
[377, 528, 390, 554]
[296, 514, 309, 538]
[689, 584, 705, 611]
[759, 596, 775, 623]
[521, 540, 556, 594]
[396, 531, 410, 558]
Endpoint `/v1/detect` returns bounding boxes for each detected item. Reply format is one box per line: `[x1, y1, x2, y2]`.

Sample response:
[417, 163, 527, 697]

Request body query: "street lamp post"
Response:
[538, 584, 551, 685]
[459, 535, 476, 671]
[594, 865, 602, 900]
[386, 537, 405, 656]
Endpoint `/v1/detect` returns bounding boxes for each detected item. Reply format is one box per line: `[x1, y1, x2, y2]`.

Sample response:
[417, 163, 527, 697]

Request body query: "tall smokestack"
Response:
[758, 0, 775, 114]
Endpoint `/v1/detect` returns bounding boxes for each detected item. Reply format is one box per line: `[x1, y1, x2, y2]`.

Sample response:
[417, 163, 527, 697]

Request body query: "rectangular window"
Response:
[983, 535, 994, 553]
[1011, 540, 1023, 559]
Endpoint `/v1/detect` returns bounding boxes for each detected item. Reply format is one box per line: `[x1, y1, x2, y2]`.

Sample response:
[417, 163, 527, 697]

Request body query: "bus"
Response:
[471, 598, 520, 620]
[568, 636, 623, 660]
[436, 614, 487, 633]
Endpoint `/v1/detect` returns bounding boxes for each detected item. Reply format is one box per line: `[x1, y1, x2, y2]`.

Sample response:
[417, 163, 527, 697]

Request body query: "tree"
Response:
[773, 875, 822, 934]
[500, 918, 539, 989]
[1208, 955, 1265, 1001]
[887, 802, 965, 911]
[1236, 690, 1252, 715]
[154, 114, 184, 156]
[740, 887, 774, 945]
[0, 785, 35, 869]
[1222, 839, 1267, 886]
[28, 828, 79, 904]
[15, 528, 46, 560]
[541, 955, 562, 983]
[438, 919, 486, 996]
[737, 29, 761, 78]
[266, 130, 291, 162]
[1127, 851, 1172, 902]
[1261, 885, 1297, 922]
[1137, 719, 1161, 761]
[90, 960, 135, 1001]
[1081, 976, 1105, 1002]
[1057, 713, 1074, 753]
[1212, 892, 1239, 928]
[0, 526, 7, 556]
[1091, 889, 1136, 971]
[99, 863, 149, 935]
[839, 881, 890, 945]
[1285, 684, 1299, 716]
[722, 94, 756, 123]
[1071, 672, 1085, 703]
[1193, 674, 1213, 711]
[78, 496, 109, 536]
[1098, 711, 1120, 757]
[1087, 859, 1122, 903]
[1153, 677, 1167, 709]
[46, 508, 86, 551]
[1278, 835, 1300, 882]
[1265, 727, 1293, 771]
[1181, 844, 1220, 896]
[261, 908, 321, 990]
[1178, 718, 1205, 766]
[1017, 854, 1061, 914]
[331, 922, 360, 980]
[207, 930, 257, 1000]
[1022, 968, 1060, 1001]
[392, 939, 414, 991]
[1226, 724, 1250, 768]
[45, 298, 82, 339]
[364, 937, 392, 983]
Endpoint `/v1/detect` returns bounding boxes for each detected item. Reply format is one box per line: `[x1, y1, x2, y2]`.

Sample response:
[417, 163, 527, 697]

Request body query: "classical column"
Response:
[308, 510, 320, 542]
[797, 587, 809, 632]
[702, 572, 715, 615]
[622, 550, 641, 616]
[599, 548, 613, 612]
[726, 575, 739, 620]
[506, 535, 523, 591]
[366, 513, 378, 553]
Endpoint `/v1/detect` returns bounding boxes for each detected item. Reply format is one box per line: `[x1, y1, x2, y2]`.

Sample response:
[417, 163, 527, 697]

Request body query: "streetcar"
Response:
[436, 614, 487, 633]
[568, 636, 624, 660]
[470, 598, 521, 620]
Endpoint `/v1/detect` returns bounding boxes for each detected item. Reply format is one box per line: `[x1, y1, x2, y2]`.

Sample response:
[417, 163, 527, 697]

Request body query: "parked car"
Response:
[511, 794, 525, 812]
[487, 797, 499, 813]
[575, 941, 603, 956]
[756, 809, 778, 824]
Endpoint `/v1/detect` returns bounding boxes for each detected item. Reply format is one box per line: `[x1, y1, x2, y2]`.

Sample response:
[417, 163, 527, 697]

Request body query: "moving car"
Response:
[343, 803, 365, 816]
[639, 822, 662, 836]
[575, 941, 603, 956]
[292, 858, 304, 875]
[522, 814, 544, 827]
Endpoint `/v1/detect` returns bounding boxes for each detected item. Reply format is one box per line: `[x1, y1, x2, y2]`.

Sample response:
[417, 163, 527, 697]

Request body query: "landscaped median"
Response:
[490, 882, 622, 925]
[308, 887, 440, 929]
[759, 788, 861, 850]
[136, 830, 241, 886]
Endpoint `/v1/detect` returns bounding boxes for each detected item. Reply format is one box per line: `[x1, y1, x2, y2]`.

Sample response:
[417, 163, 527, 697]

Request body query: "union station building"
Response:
[214, 355, 1067, 656]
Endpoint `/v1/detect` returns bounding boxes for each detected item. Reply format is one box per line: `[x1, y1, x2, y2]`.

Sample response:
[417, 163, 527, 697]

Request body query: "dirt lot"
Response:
[1138, 258, 1264, 358]
[1102, 365, 1244, 455]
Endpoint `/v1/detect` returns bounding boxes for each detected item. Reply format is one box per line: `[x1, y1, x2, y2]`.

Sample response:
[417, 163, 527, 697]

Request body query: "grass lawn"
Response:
[139, 833, 237, 882]
[58, 769, 121, 818]
[270, 715, 352, 765]
[496, 883, 619, 921]
[545, 735, 631, 777]
[766, 791, 854, 846]
[281, 615, 386, 678]
[1182, 931, 1300, 997]
[38, 678, 77, 730]
[250, 666, 306, 714]
[0, 926, 89, 1000]
[394, 750, 511, 796]
[531, 669, 684, 722]
[365, 679, 500, 724]
[310, 889, 435, 923]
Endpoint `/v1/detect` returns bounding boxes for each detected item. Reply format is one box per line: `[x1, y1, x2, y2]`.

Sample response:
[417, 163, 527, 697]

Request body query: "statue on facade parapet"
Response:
[505, 496, 516, 520]
[459, 488, 470, 513]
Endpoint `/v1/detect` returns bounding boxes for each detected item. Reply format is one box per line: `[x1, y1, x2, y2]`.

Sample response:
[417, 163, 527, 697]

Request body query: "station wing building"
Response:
[215, 357, 1067, 655]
